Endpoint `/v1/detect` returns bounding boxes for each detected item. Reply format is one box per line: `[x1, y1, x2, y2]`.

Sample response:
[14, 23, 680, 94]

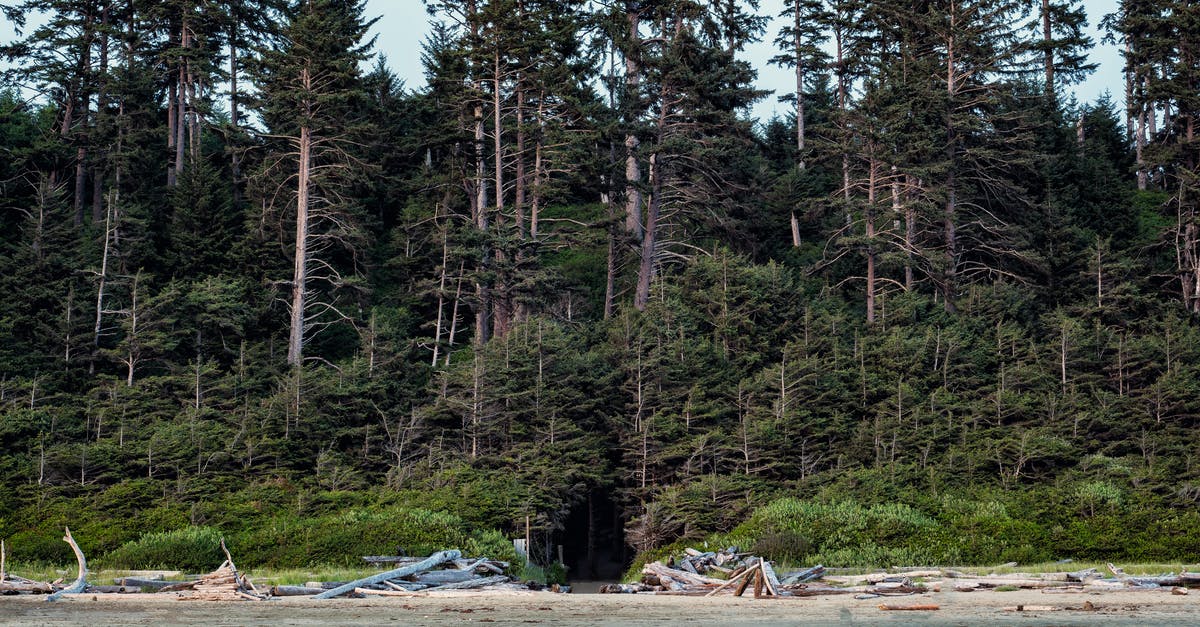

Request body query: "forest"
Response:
[1, 0, 1198, 579]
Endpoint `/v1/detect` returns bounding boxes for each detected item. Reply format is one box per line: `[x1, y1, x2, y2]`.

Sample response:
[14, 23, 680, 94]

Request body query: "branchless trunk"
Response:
[1041, 0, 1054, 96]
[286, 121, 311, 367]
[634, 152, 661, 311]
[93, 193, 115, 358]
[175, 18, 189, 183]
[791, 0, 804, 247]
[623, 8, 644, 241]
[866, 155, 877, 323]
[229, 24, 242, 206]
[492, 49, 510, 338]
[91, 2, 110, 225]
[943, 3, 959, 313]
[469, 0, 490, 345]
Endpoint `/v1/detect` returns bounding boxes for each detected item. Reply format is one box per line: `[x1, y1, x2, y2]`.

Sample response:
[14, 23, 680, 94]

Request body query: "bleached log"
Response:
[46, 527, 88, 601]
[270, 585, 323, 596]
[356, 587, 426, 597]
[641, 562, 725, 587]
[410, 569, 477, 585]
[312, 550, 461, 599]
[706, 565, 757, 597]
[760, 560, 783, 597]
[423, 575, 509, 591]
[0, 581, 54, 593]
[115, 577, 177, 590]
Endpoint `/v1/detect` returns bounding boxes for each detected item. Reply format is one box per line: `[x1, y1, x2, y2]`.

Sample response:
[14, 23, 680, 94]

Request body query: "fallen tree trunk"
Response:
[312, 550, 461, 600]
[270, 585, 323, 597]
[410, 569, 478, 585]
[114, 577, 184, 591]
[423, 575, 509, 591]
[0, 581, 54, 593]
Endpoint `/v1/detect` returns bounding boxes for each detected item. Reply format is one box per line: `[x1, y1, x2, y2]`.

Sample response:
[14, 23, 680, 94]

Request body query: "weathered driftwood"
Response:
[364, 556, 509, 571]
[312, 550, 461, 600]
[599, 583, 652, 593]
[706, 563, 758, 597]
[779, 564, 825, 585]
[270, 585, 323, 596]
[0, 580, 54, 593]
[760, 560, 783, 597]
[114, 577, 177, 590]
[356, 587, 424, 597]
[159, 580, 199, 592]
[46, 527, 88, 601]
[409, 569, 477, 585]
[84, 585, 136, 593]
[641, 562, 725, 588]
[423, 574, 509, 591]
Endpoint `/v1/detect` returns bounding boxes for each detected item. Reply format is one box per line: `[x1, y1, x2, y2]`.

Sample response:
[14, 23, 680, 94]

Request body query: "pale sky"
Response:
[367, 0, 1124, 121]
[1, 0, 1125, 121]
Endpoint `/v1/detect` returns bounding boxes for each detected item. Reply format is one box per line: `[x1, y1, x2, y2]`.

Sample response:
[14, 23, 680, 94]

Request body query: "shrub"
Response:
[103, 526, 225, 572]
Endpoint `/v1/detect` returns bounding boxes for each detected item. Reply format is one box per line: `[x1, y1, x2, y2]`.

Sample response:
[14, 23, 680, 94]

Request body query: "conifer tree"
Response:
[250, 0, 377, 366]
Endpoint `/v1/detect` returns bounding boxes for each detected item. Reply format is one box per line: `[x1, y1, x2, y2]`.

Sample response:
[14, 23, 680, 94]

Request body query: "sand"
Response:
[2, 588, 1199, 625]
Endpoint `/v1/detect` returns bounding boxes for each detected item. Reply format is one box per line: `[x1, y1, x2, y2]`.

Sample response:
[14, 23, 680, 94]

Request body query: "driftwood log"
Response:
[46, 527, 88, 601]
[312, 550, 461, 599]
[270, 585, 324, 596]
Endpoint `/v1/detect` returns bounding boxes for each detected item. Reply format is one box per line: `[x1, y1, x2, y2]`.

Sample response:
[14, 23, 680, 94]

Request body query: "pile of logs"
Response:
[669, 547, 748, 577]
[299, 550, 543, 598]
[1, 529, 536, 601]
[603, 546, 1200, 599]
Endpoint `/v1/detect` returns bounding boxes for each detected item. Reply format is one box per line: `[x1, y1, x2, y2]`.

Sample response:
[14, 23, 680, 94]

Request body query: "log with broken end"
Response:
[46, 527, 88, 601]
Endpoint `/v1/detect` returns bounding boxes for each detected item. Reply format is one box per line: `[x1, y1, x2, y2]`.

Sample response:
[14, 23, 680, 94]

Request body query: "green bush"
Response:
[103, 526, 225, 571]
[230, 506, 474, 568]
[729, 498, 941, 566]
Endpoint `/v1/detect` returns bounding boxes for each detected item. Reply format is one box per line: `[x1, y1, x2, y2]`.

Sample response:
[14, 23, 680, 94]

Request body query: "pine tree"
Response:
[249, 0, 377, 366]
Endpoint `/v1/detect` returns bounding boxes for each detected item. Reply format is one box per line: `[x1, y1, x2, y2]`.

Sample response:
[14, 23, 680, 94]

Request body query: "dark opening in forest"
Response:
[557, 491, 627, 582]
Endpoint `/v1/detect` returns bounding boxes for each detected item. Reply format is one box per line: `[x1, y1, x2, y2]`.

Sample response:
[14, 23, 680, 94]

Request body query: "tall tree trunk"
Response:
[634, 153, 660, 311]
[174, 19, 188, 183]
[71, 6, 95, 226]
[492, 49, 509, 338]
[791, 0, 805, 247]
[866, 156, 876, 323]
[943, 5, 959, 313]
[167, 79, 177, 187]
[623, 9, 644, 240]
[91, 2, 110, 225]
[468, 0, 490, 345]
[287, 123, 311, 367]
[1042, 0, 1054, 96]
[229, 25, 243, 207]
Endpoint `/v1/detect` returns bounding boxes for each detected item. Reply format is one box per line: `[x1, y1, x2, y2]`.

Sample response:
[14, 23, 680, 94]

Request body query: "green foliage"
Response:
[724, 498, 941, 567]
[103, 526, 226, 572]
[232, 506, 469, 568]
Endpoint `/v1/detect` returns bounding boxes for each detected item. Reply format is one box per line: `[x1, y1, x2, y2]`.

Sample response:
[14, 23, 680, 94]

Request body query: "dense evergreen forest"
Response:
[1, 0, 1199, 577]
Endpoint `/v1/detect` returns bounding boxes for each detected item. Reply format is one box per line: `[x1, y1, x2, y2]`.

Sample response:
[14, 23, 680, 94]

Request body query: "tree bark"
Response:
[287, 123, 311, 367]
[623, 8, 644, 240]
